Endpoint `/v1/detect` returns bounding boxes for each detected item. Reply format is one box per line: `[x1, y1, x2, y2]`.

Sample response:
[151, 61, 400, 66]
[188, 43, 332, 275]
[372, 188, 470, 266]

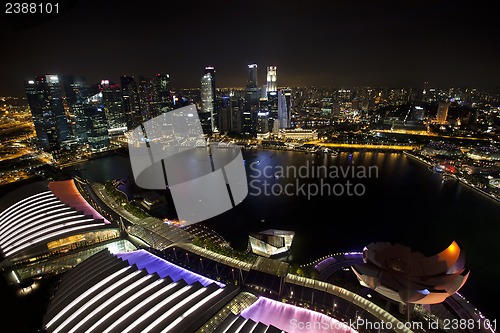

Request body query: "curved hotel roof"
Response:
[43, 249, 239, 333]
[44, 248, 361, 333]
[0, 179, 114, 262]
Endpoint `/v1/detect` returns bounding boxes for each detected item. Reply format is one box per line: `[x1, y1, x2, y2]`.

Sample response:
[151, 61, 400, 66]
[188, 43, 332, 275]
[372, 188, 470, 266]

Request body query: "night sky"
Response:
[1, 0, 499, 96]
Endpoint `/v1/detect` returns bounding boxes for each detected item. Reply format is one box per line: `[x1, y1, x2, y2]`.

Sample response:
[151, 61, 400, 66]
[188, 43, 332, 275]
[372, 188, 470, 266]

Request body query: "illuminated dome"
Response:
[351, 241, 469, 304]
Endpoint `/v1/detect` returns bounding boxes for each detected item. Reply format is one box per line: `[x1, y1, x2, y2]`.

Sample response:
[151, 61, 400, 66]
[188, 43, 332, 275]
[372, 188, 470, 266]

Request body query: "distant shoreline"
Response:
[403, 150, 500, 205]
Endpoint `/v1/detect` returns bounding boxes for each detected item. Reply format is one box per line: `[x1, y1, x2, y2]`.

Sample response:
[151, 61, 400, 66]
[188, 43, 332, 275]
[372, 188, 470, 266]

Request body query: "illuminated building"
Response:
[84, 104, 110, 151]
[63, 75, 89, 143]
[138, 75, 158, 121]
[245, 64, 260, 109]
[0, 178, 134, 284]
[154, 73, 172, 113]
[436, 102, 450, 124]
[248, 229, 295, 258]
[201, 71, 216, 133]
[247, 64, 258, 89]
[278, 89, 291, 128]
[120, 75, 142, 130]
[25, 75, 71, 157]
[266, 66, 277, 93]
[352, 241, 469, 305]
[99, 79, 126, 136]
[256, 111, 269, 134]
[280, 128, 317, 141]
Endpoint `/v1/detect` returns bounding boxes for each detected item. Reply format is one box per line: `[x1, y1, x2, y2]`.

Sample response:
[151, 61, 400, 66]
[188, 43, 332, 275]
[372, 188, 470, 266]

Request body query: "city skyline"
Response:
[1, 0, 500, 96]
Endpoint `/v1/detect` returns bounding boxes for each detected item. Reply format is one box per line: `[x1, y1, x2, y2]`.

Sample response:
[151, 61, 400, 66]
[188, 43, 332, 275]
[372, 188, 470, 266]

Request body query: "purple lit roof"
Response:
[240, 297, 357, 333]
[116, 249, 225, 287]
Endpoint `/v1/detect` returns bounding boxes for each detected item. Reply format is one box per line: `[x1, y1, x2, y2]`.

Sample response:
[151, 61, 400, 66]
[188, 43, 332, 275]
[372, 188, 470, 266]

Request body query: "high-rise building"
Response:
[247, 64, 258, 88]
[83, 104, 110, 151]
[63, 75, 89, 143]
[266, 66, 277, 93]
[138, 76, 158, 121]
[120, 75, 142, 130]
[99, 80, 126, 135]
[204, 67, 216, 99]
[436, 102, 450, 124]
[205, 67, 218, 131]
[154, 73, 172, 113]
[25, 75, 71, 157]
[201, 72, 215, 133]
[278, 88, 292, 128]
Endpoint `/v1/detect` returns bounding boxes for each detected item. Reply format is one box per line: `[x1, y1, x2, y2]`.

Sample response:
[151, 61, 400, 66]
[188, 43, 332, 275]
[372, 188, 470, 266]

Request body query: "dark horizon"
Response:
[1, 0, 500, 96]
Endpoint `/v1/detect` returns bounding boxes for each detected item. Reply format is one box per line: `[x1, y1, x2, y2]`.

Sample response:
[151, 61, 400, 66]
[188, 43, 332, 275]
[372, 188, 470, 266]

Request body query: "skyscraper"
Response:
[201, 72, 215, 133]
[247, 64, 258, 88]
[154, 73, 172, 113]
[278, 88, 292, 128]
[266, 66, 277, 93]
[99, 80, 126, 135]
[120, 75, 142, 130]
[205, 67, 218, 131]
[436, 102, 450, 124]
[63, 75, 89, 143]
[25, 75, 71, 157]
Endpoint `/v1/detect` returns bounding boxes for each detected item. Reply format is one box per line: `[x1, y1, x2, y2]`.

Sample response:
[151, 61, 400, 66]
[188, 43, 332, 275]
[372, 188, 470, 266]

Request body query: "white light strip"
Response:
[161, 288, 224, 333]
[85, 278, 165, 333]
[53, 270, 143, 333]
[120, 285, 193, 333]
[0, 197, 60, 235]
[233, 318, 248, 333]
[219, 315, 239, 333]
[0, 200, 66, 237]
[0, 208, 74, 247]
[247, 321, 258, 333]
[3, 217, 96, 252]
[0, 191, 51, 220]
[0, 194, 56, 230]
[45, 266, 132, 328]
[0, 200, 64, 239]
[145, 287, 209, 333]
[101, 282, 181, 333]
[67, 275, 153, 333]
[4, 222, 102, 258]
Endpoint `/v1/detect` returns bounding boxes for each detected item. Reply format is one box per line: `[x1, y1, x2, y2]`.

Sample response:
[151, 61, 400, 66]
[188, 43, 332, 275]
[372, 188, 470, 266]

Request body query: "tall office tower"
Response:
[138, 76, 159, 121]
[82, 85, 110, 150]
[230, 93, 244, 134]
[245, 64, 260, 109]
[247, 64, 258, 88]
[204, 67, 218, 131]
[422, 81, 429, 102]
[219, 95, 231, 133]
[83, 105, 110, 151]
[204, 66, 216, 99]
[120, 75, 142, 130]
[63, 75, 89, 143]
[436, 102, 450, 124]
[256, 111, 269, 134]
[278, 88, 292, 128]
[266, 66, 277, 93]
[200, 72, 215, 133]
[154, 73, 172, 113]
[99, 80, 126, 135]
[25, 75, 71, 157]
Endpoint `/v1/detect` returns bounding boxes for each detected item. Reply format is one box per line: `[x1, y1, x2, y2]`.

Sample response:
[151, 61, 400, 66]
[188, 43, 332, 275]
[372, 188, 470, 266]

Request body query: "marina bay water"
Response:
[66, 148, 500, 321]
